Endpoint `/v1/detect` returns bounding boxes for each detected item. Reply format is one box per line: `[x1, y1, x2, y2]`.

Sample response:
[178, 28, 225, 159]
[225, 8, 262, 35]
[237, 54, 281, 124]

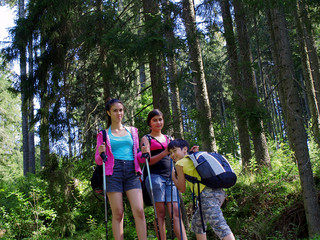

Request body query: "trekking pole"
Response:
[197, 182, 206, 233]
[170, 160, 174, 240]
[176, 187, 183, 240]
[142, 147, 161, 240]
[100, 152, 108, 240]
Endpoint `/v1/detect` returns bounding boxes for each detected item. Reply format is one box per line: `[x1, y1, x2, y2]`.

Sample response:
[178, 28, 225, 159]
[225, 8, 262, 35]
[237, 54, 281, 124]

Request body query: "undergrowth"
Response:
[221, 139, 319, 240]
[0, 140, 319, 239]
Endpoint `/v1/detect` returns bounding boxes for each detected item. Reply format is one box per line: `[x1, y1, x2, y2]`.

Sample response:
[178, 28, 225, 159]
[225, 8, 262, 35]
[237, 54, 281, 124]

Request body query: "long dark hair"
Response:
[105, 98, 124, 128]
[147, 109, 163, 127]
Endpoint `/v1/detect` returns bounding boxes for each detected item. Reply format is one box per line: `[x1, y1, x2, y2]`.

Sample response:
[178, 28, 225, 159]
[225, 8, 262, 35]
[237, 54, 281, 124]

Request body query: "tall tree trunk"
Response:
[298, 0, 320, 146]
[39, 43, 50, 168]
[142, 0, 172, 134]
[233, 0, 271, 169]
[28, 37, 35, 173]
[82, 76, 88, 159]
[294, 1, 320, 148]
[162, 0, 184, 139]
[219, 0, 252, 167]
[19, 0, 30, 176]
[299, 0, 320, 108]
[181, 0, 216, 152]
[267, 6, 320, 237]
[40, 83, 50, 168]
[138, 10, 147, 91]
[270, 88, 285, 142]
[96, 0, 111, 105]
[64, 68, 73, 158]
[139, 62, 146, 89]
[253, 16, 274, 140]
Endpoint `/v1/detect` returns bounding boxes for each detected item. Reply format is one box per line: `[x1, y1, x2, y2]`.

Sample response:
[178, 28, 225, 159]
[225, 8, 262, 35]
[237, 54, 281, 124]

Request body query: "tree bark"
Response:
[298, 0, 320, 146]
[181, 0, 216, 152]
[96, 0, 111, 106]
[267, 6, 320, 237]
[39, 84, 50, 168]
[18, 0, 30, 176]
[39, 43, 50, 168]
[294, 1, 320, 148]
[28, 37, 35, 173]
[142, 0, 172, 134]
[63, 66, 73, 158]
[161, 0, 184, 139]
[233, 0, 271, 169]
[253, 16, 275, 139]
[219, 0, 252, 168]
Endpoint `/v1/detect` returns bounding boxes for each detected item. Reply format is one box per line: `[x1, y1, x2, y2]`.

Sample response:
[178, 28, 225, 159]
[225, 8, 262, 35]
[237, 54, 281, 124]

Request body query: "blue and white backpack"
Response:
[185, 151, 237, 189]
[184, 151, 237, 233]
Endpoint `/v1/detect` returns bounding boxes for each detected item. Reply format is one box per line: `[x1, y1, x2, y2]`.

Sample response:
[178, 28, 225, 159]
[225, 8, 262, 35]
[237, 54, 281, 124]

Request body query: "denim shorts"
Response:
[191, 188, 232, 239]
[106, 159, 141, 193]
[145, 173, 177, 203]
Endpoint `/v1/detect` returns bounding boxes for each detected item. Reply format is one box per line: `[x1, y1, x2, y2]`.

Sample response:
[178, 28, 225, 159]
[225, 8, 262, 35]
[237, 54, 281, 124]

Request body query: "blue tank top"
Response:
[108, 128, 134, 161]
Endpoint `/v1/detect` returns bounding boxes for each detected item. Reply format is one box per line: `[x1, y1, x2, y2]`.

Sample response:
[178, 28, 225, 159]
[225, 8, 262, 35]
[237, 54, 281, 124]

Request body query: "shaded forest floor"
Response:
[59, 173, 320, 240]
[1, 141, 320, 240]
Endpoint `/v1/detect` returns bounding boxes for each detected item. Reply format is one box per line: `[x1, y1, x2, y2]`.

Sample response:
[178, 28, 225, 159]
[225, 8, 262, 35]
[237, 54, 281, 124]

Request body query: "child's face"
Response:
[169, 146, 188, 162]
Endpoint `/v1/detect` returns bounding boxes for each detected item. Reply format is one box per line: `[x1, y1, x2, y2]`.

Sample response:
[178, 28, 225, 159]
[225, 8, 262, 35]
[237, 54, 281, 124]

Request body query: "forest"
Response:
[0, 0, 320, 239]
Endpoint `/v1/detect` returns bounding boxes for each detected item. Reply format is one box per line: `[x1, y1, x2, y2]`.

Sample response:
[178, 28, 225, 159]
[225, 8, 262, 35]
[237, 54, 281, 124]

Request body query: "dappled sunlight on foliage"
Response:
[222, 140, 316, 240]
[0, 0, 320, 238]
[0, 132, 319, 239]
[0, 175, 56, 239]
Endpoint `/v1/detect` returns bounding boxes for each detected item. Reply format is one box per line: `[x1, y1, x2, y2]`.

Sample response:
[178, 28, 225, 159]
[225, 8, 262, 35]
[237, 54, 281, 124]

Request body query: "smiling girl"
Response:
[140, 109, 187, 240]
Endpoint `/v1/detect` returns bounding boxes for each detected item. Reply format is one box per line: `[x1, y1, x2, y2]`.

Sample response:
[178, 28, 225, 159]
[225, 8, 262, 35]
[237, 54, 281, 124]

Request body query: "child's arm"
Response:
[172, 165, 186, 193]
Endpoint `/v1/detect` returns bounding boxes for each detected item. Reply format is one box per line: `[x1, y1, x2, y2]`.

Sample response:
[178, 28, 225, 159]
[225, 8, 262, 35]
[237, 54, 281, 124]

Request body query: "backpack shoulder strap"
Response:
[145, 134, 152, 145]
[184, 153, 201, 184]
[165, 135, 173, 143]
[188, 152, 200, 168]
[146, 134, 166, 150]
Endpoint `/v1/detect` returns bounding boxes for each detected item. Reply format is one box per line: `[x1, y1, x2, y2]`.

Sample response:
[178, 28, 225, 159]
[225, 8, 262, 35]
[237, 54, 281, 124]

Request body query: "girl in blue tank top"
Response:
[108, 127, 134, 160]
[97, 99, 147, 240]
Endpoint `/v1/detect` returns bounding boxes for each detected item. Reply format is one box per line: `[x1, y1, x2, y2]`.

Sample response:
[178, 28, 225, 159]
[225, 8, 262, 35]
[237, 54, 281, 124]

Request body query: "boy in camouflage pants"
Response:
[168, 139, 235, 240]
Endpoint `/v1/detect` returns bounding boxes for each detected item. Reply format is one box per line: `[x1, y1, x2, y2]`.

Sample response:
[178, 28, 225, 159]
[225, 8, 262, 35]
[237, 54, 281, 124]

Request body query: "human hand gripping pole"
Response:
[100, 145, 108, 240]
[142, 144, 161, 240]
[100, 152, 107, 163]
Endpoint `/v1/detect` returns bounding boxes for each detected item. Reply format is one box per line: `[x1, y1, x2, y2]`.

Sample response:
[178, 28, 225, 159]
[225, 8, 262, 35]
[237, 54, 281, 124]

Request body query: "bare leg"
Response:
[153, 202, 166, 240]
[167, 202, 187, 240]
[126, 188, 147, 240]
[107, 192, 124, 240]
